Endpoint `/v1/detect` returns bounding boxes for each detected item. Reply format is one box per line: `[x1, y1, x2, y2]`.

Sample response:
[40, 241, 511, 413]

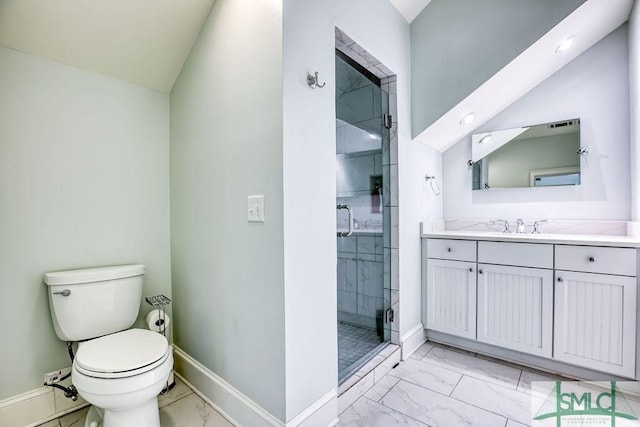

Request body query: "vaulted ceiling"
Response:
[0, 0, 428, 94]
[0, 0, 216, 93]
[0, 0, 630, 142]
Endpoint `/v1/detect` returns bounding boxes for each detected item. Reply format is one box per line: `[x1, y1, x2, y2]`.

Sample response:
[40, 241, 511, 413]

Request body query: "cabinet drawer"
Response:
[426, 239, 476, 262]
[478, 241, 553, 269]
[556, 245, 637, 276]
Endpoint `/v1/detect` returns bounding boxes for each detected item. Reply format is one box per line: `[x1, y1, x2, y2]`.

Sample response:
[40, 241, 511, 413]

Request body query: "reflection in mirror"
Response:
[471, 119, 581, 190]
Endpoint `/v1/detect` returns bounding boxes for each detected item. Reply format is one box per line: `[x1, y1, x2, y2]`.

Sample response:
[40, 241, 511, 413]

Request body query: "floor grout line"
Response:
[449, 373, 465, 397]
[159, 389, 196, 409]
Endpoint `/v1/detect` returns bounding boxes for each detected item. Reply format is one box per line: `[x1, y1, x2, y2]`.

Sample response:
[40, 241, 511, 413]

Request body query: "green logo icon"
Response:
[533, 381, 638, 426]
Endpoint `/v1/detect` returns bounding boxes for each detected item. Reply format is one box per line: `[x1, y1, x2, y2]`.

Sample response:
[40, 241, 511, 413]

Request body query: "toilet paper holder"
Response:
[145, 294, 176, 394]
[145, 294, 171, 337]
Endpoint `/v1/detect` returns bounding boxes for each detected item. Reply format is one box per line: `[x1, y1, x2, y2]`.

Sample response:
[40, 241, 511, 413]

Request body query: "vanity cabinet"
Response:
[422, 237, 639, 378]
[554, 245, 637, 377]
[476, 242, 554, 357]
[424, 239, 477, 339]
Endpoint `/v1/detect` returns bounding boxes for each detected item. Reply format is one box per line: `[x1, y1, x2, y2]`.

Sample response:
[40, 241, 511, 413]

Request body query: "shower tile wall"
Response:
[337, 233, 384, 330]
[336, 148, 383, 228]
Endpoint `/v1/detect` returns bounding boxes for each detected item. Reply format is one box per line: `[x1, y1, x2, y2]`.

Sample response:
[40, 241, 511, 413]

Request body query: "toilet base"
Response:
[104, 398, 160, 427]
[84, 398, 160, 427]
[84, 406, 103, 427]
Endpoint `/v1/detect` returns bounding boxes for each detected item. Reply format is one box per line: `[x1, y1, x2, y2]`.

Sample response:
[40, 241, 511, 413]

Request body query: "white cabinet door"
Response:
[554, 270, 637, 378]
[425, 259, 476, 339]
[477, 264, 553, 357]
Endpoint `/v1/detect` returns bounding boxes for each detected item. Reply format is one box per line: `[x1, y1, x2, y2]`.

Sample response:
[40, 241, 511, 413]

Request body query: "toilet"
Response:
[44, 264, 173, 427]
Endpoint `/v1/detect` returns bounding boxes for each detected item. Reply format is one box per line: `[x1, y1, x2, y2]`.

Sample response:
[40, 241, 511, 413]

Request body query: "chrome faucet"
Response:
[490, 219, 511, 233]
[515, 219, 525, 234]
[532, 220, 548, 234]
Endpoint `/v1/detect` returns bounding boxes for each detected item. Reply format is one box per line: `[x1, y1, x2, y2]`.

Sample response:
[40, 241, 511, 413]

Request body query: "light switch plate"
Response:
[248, 195, 264, 222]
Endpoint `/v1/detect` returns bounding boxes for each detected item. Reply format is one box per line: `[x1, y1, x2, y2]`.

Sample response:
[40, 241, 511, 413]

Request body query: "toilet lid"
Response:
[75, 329, 168, 374]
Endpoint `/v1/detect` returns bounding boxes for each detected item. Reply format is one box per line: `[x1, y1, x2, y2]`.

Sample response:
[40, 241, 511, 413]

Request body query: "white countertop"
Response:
[421, 229, 640, 248]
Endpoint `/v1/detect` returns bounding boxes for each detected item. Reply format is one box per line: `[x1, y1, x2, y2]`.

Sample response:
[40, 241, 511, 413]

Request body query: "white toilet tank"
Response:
[44, 264, 145, 341]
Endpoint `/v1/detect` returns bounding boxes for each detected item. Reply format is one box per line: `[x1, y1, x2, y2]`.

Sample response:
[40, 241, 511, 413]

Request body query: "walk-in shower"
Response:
[336, 48, 391, 383]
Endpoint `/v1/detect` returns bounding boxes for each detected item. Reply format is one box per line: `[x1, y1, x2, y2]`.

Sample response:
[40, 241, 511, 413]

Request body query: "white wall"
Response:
[170, 0, 286, 420]
[282, 1, 337, 421]
[283, 6, 441, 421]
[443, 25, 630, 220]
[0, 46, 171, 400]
[631, 1, 640, 222]
[399, 144, 442, 337]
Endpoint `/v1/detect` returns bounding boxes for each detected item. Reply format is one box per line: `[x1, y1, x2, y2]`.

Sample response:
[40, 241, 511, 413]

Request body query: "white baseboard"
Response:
[0, 383, 89, 427]
[173, 346, 337, 427]
[400, 323, 427, 360]
[288, 389, 337, 427]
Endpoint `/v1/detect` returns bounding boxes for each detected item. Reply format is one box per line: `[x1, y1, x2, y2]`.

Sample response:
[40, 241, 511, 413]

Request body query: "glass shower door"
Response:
[336, 52, 390, 383]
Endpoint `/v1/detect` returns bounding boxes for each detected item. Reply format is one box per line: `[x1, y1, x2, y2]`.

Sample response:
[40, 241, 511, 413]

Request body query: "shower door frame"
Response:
[335, 27, 400, 347]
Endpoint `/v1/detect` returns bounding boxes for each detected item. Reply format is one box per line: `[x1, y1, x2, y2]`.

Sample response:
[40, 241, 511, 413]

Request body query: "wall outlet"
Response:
[44, 369, 64, 384]
[248, 195, 265, 222]
[44, 367, 71, 384]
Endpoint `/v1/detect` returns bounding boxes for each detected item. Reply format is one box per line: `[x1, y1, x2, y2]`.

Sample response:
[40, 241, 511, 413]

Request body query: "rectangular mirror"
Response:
[471, 118, 581, 190]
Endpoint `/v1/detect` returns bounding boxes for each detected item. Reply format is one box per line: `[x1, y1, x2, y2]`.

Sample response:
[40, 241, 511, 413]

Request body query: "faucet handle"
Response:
[516, 219, 525, 234]
[532, 220, 548, 234]
[489, 219, 511, 233]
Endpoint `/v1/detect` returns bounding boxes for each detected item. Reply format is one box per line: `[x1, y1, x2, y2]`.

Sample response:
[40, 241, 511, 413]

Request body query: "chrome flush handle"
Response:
[53, 289, 71, 297]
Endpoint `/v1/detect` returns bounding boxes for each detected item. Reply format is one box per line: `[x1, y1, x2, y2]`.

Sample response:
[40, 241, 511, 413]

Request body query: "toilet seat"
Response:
[75, 329, 169, 379]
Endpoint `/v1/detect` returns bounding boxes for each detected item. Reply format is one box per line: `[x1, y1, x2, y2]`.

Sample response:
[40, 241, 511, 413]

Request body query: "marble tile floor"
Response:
[38, 376, 233, 427]
[338, 341, 567, 427]
[39, 341, 567, 427]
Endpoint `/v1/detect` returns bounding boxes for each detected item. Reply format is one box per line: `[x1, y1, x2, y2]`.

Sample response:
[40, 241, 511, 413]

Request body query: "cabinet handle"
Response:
[557, 277, 564, 283]
[469, 268, 473, 272]
[447, 247, 452, 253]
[588, 256, 596, 262]
[478, 269, 483, 274]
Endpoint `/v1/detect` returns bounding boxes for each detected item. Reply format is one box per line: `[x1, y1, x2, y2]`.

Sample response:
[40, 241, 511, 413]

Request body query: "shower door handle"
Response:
[337, 204, 353, 238]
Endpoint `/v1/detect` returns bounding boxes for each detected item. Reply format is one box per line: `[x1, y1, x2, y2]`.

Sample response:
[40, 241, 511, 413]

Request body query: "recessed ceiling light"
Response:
[556, 36, 576, 53]
[479, 135, 493, 144]
[460, 113, 476, 125]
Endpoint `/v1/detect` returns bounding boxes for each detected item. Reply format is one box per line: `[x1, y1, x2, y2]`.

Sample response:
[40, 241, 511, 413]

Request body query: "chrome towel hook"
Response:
[425, 175, 441, 196]
[307, 71, 326, 89]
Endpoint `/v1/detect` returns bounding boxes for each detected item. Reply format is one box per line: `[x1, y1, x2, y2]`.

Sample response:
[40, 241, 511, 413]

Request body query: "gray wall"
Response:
[410, 0, 585, 138]
[0, 46, 171, 400]
[443, 25, 630, 220]
[170, 0, 286, 420]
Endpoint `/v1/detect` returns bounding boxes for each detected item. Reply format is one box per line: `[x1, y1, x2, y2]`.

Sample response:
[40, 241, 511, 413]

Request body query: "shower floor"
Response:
[338, 322, 383, 382]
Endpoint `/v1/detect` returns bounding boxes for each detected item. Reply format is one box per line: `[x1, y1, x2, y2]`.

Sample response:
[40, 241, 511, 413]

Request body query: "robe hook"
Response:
[307, 71, 326, 89]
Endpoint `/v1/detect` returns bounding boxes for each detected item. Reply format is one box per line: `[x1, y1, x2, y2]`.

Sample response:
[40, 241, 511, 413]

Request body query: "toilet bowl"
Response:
[72, 329, 173, 427]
